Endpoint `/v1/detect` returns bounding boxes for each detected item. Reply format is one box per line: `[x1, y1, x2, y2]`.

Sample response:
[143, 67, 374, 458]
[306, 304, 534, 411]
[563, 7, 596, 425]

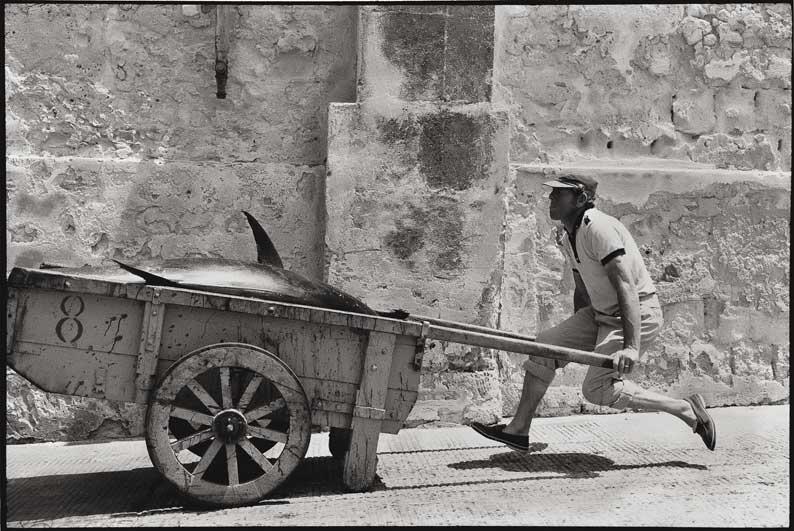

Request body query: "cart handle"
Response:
[422, 322, 616, 370]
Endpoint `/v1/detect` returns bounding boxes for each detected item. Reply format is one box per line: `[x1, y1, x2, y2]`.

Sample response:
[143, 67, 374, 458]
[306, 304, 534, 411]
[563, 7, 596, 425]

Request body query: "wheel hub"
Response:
[213, 409, 248, 443]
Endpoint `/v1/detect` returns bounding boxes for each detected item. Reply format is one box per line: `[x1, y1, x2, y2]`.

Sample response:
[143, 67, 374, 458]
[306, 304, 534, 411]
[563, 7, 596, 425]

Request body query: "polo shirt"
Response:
[558, 207, 656, 316]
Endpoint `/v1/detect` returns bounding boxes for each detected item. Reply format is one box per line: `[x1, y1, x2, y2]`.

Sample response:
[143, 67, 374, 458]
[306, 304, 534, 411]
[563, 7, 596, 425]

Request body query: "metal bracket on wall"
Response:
[215, 5, 233, 99]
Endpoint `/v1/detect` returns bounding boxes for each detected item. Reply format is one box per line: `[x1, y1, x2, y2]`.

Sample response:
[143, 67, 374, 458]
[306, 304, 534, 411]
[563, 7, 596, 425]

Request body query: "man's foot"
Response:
[684, 394, 716, 451]
[471, 422, 529, 451]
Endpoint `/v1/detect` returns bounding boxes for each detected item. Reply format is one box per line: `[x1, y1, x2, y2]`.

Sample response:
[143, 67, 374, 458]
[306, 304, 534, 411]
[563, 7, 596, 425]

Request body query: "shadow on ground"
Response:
[6, 451, 707, 522]
[5, 457, 349, 522]
[447, 450, 708, 478]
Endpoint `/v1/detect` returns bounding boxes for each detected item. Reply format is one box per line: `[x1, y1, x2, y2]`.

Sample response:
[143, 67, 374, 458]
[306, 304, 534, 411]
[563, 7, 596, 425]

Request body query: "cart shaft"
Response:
[424, 323, 616, 369]
[408, 314, 537, 342]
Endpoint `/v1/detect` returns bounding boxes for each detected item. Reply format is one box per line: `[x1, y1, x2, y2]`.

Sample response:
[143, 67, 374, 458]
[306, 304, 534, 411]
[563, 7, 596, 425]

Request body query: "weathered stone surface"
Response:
[5, 4, 357, 165]
[715, 87, 756, 133]
[404, 370, 502, 427]
[673, 89, 716, 135]
[444, 7, 494, 102]
[326, 101, 509, 342]
[7, 368, 146, 443]
[493, 4, 791, 170]
[7, 158, 327, 279]
[359, 6, 494, 105]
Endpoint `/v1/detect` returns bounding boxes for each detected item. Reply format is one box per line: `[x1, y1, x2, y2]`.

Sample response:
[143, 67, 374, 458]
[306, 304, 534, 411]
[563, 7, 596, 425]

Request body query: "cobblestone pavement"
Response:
[5, 405, 789, 527]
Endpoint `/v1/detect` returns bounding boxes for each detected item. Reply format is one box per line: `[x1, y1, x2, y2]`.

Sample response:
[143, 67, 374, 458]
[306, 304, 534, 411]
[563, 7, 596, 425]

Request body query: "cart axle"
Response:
[213, 409, 248, 443]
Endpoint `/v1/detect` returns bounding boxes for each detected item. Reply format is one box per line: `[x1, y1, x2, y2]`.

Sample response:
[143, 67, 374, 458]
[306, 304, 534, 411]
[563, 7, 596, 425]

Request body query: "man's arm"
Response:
[573, 270, 591, 313]
[604, 255, 641, 374]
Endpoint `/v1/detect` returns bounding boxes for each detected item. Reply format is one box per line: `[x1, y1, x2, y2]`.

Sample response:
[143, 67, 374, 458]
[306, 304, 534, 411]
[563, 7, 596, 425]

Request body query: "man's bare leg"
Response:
[624, 387, 698, 429]
[503, 371, 552, 436]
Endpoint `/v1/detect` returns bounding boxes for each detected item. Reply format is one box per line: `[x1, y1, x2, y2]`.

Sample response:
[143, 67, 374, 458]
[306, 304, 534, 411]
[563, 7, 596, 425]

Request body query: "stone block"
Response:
[690, 133, 778, 170]
[326, 102, 509, 314]
[680, 16, 712, 45]
[673, 89, 716, 135]
[686, 5, 706, 19]
[326, 101, 509, 388]
[715, 87, 756, 134]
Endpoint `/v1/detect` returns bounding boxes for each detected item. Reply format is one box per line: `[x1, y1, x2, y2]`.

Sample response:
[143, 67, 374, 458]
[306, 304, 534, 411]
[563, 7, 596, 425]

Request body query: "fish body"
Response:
[34, 212, 376, 316]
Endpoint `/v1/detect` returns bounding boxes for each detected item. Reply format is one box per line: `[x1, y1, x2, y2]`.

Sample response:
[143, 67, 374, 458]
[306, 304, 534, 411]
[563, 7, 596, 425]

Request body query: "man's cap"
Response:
[542, 174, 598, 198]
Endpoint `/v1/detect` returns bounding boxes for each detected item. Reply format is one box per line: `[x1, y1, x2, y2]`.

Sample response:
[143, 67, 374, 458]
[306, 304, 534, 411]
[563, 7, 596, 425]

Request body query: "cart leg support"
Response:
[342, 331, 395, 491]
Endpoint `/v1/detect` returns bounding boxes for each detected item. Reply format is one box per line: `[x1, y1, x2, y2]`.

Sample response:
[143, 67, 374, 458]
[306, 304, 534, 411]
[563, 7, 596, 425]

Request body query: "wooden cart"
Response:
[5, 266, 616, 507]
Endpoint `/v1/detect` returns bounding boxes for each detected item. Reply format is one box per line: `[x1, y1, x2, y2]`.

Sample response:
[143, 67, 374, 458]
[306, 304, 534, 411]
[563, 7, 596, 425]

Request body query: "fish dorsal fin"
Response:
[112, 260, 181, 287]
[242, 211, 284, 269]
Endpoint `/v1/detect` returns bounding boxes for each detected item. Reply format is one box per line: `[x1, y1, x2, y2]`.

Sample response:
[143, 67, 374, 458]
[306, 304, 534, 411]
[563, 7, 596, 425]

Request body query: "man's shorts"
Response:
[523, 295, 663, 409]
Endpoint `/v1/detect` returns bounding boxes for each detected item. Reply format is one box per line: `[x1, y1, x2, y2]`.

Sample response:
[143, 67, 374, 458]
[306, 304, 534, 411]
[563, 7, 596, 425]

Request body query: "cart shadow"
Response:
[446, 450, 709, 479]
[6, 467, 184, 523]
[5, 457, 354, 522]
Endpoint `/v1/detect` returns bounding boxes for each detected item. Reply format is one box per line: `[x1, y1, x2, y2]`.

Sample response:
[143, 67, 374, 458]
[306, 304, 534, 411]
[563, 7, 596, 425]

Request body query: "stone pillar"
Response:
[326, 5, 508, 426]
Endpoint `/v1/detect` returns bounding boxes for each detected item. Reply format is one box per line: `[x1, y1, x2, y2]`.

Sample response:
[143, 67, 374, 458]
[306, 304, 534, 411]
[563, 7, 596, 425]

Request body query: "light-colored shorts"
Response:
[523, 295, 663, 409]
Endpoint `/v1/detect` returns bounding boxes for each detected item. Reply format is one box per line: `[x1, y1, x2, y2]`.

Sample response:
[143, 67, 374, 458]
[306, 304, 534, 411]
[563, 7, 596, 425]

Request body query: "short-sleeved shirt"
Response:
[558, 207, 655, 316]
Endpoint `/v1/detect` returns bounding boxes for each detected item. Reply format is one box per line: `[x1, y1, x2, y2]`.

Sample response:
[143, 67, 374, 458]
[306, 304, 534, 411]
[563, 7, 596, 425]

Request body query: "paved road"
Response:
[5, 405, 789, 526]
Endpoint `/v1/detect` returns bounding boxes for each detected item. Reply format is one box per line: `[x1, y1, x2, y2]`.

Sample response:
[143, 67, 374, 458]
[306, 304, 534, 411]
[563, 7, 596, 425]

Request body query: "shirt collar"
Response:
[565, 207, 594, 237]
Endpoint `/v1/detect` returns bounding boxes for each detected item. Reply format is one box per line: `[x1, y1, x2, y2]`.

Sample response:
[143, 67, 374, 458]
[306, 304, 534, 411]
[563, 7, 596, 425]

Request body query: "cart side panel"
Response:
[8, 288, 146, 402]
[155, 305, 420, 432]
[156, 305, 368, 385]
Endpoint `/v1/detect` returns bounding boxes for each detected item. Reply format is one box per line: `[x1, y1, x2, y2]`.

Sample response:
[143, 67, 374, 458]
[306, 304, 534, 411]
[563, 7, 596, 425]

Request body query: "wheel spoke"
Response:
[219, 367, 232, 409]
[247, 424, 288, 444]
[238, 438, 273, 473]
[236, 374, 263, 411]
[171, 406, 214, 426]
[186, 380, 221, 414]
[253, 418, 272, 429]
[245, 398, 286, 423]
[193, 438, 223, 478]
[225, 443, 239, 486]
[170, 428, 214, 453]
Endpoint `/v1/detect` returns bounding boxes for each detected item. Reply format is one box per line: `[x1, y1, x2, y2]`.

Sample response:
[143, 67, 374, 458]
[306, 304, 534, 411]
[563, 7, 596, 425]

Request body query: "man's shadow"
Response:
[447, 444, 707, 479]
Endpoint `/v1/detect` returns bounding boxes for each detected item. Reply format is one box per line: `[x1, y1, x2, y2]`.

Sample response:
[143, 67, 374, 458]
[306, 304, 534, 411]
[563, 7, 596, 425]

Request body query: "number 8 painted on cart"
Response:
[56, 295, 85, 343]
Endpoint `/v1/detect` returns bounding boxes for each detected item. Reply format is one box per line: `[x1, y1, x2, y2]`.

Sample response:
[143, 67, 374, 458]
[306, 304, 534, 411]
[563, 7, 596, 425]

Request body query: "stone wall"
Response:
[6, 3, 358, 441]
[6, 4, 791, 441]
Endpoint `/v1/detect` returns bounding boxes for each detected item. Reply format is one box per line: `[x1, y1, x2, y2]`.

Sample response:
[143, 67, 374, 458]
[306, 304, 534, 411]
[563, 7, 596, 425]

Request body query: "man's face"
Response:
[548, 187, 580, 221]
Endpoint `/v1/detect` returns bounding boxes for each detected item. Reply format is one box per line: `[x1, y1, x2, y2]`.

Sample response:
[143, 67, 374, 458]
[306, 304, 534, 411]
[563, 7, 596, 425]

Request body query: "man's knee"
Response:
[522, 355, 557, 384]
[581, 376, 621, 407]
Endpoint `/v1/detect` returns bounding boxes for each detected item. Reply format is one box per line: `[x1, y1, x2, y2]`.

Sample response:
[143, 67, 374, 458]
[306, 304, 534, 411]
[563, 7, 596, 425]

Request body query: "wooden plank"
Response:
[134, 295, 166, 403]
[6, 287, 19, 356]
[342, 331, 396, 491]
[7, 267, 424, 336]
[426, 323, 616, 369]
[11, 340, 139, 401]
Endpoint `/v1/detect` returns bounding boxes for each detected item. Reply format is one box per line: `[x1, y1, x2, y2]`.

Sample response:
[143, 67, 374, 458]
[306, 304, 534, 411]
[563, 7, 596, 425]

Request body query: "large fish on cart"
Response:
[39, 211, 377, 316]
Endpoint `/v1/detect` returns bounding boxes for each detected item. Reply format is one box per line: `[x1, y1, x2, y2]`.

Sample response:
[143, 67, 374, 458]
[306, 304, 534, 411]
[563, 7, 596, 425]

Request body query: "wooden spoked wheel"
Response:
[146, 343, 311, 507]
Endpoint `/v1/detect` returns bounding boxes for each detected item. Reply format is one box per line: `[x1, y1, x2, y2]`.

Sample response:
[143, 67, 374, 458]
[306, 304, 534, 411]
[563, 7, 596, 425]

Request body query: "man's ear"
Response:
[576, 192, 589, 207]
